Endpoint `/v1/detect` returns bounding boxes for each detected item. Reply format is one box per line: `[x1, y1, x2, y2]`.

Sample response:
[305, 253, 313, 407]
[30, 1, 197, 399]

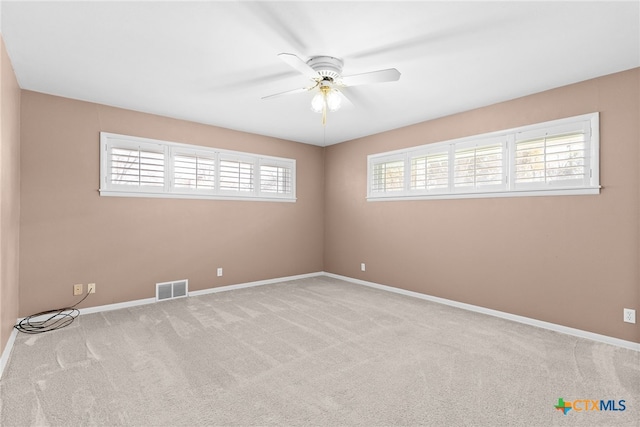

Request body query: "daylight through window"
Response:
[100, 133, 296, 202]
[368, 113, 599, 201]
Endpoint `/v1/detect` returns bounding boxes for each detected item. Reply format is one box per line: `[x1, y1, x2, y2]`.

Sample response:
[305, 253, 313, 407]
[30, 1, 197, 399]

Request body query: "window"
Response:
[173, 150, 216, 192]
[371, 155, 405, 195]
[410, 151, 448, 192]
[260, 160, 293, 196]
[110, 146, 165, 187]
[513, 122, 591, 189]
[100, 133, 296, 202]
[453, 139, 505, 191]
[219, 156, 255, 193]
[368, 113, 599, 201]
[104, 138, 166, 192]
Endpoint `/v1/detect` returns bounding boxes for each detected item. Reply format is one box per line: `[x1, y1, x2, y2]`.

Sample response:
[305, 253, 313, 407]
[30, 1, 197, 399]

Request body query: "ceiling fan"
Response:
[263, 53, 401, 125]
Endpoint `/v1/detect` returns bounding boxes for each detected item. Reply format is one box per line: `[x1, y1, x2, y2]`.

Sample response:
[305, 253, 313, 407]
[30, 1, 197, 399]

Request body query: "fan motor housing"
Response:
[307, 56, 343, 81]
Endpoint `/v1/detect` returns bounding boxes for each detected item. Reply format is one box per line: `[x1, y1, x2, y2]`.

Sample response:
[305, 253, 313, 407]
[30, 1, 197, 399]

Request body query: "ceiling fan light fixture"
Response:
[326, 89, 342, 112]
[311, 85, 342, 113]
[310, 91, 325, 113]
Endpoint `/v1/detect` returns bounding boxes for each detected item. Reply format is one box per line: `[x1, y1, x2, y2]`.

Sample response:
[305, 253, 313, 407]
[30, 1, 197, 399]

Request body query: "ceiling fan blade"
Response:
[340, 68, 401, 87]
[337, 89, 354, 109]
[261, 86, 311, 100]
[278, 53, 319, 80]
[241, 3, 311, 54]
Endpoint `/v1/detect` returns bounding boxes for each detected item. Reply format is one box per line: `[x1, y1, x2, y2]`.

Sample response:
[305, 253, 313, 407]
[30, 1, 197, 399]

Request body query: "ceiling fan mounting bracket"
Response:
[306, 56, 343, 81]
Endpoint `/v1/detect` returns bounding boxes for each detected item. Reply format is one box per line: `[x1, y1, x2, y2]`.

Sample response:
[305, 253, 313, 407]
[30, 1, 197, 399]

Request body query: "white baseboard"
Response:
[0, 326, 18, 379]
[80, 297, 157, 315]
[188, 272, 324, 297]
[324, 272, 640, 352]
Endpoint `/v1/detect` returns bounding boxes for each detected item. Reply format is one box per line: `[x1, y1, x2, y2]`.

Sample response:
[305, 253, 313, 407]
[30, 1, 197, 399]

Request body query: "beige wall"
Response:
[13, 67, 640, 346]
[0, 35, 21, 355]
[324, 68, 640, 344]
[19, 91, 324, 315]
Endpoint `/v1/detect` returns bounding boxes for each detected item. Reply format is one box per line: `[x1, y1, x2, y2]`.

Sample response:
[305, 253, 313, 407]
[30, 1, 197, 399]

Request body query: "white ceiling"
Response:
[1, 1, 639, 146]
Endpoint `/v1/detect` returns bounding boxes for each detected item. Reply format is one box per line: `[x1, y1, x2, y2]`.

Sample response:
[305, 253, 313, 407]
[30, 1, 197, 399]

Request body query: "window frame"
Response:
[217, 152, 257, 196]
[259, 158, 297, 199]
[170, 147, 217, 195]
[451, 135, 508, 194]
[367, 113, 600, 201]
[409, 147, 451, 195]
[103, 137, 169, 194]
[100, 132, 296, 202]
[510, 121, 592, 191]
[369, 153, 408, 197]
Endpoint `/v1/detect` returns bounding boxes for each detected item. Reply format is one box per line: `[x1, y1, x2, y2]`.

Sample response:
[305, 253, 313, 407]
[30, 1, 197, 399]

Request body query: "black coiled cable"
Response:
[14, 292, 91, 334]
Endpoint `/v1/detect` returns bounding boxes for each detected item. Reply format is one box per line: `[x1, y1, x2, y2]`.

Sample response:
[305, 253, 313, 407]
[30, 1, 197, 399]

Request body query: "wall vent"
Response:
[156, 279, 188, 301]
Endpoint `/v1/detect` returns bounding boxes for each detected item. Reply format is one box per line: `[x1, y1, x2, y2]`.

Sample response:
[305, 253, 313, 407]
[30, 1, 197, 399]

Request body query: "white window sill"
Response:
[367, 187, 601, 202]
[99, 189, 297, 202]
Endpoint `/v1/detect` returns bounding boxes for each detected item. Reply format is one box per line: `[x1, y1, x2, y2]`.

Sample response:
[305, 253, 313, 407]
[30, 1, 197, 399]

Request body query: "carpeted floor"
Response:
[1, 276, 638, 426]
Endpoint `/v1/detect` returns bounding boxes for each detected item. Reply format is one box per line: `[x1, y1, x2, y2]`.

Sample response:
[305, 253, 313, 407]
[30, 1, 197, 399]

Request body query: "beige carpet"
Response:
[1, 276, 638, 426]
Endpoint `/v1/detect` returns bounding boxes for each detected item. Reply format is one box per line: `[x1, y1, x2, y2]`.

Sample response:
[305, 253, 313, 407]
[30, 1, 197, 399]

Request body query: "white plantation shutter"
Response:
[219, 156, 255, 193]
[453, 140, 505, 191]
[367, 113, 598, 201]
[514, 121, 590, 188]
[107, 141, 166, 190]
[370, 155, 405, 195]
[260, 160, 294, 196]
[410, 151, 449, 192]
[173, 151, 216, 191]
[100, 132, 296, 201]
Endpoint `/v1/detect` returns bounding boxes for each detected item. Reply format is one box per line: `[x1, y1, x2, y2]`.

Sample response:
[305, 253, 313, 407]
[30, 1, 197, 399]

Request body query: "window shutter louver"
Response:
[410, 151, 449, 191]
[514, 125, 589, 187]
[454, 143, 504, 190]
[371, 158, 405, 194]
[173, 153, 216, 191]
[110, 146, 165, 188]
[260, 163, 293, 195]
[219, 158, 254, 192]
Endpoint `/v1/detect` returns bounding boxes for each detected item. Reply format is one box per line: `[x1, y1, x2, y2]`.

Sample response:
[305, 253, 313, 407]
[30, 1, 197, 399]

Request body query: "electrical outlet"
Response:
[73, 284, 83, 296]
[623, 308, 636, 324]
[217, 268, 223, 277]
[361, 263, 366, 272]
[88, 283, 96, 294]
